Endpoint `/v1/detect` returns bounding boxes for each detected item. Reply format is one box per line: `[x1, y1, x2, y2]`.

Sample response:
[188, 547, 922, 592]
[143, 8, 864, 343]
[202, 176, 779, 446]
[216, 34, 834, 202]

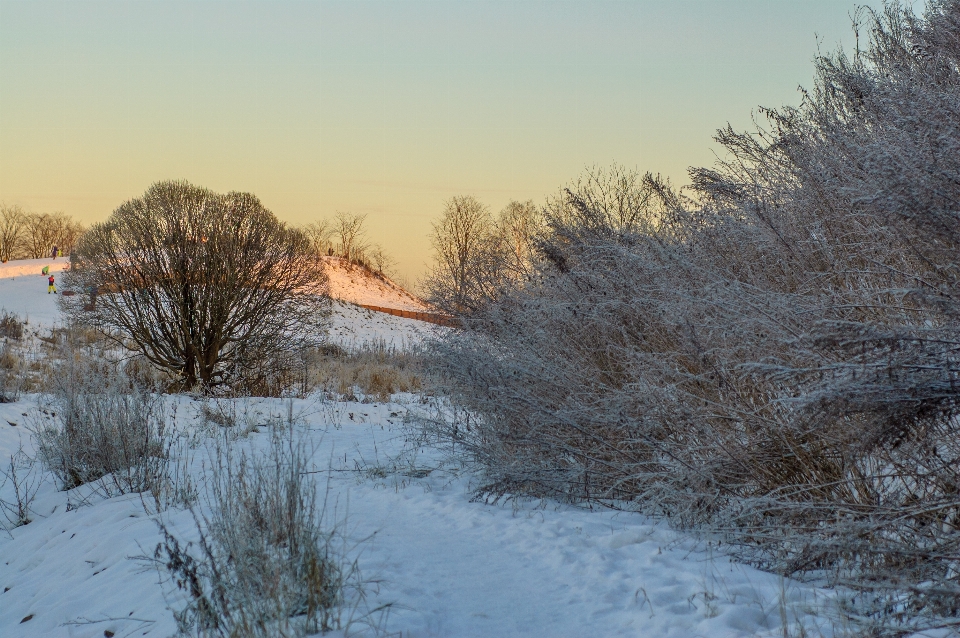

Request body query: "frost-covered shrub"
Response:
[425, 3, 960, 633]
[34, 351, 168, 496]
[156, 430, 356, 637]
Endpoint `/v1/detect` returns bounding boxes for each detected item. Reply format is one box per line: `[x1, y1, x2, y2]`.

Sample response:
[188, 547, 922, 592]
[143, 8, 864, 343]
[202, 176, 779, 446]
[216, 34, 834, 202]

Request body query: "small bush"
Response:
[0, 311, 23, 340]
[0, 446, 40, 529]
[33, 352, 169, 496]
[156, 429, 358, 637]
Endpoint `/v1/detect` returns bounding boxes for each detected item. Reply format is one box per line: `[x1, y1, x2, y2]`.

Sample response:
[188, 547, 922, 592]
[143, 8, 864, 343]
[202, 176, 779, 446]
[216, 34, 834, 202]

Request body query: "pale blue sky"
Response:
[0, 0, 894, 283]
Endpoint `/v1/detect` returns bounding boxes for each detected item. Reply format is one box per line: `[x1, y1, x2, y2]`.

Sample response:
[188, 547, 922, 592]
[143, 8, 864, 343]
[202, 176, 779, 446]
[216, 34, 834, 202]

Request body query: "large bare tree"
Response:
[62, 181, 329, 391]
[422, 196, 542, 314]
[422, 195, 506, 314]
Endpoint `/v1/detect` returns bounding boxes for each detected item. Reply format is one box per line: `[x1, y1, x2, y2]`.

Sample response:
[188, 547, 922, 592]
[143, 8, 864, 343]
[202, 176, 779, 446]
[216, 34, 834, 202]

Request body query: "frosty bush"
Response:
[424, 2, 960, 633]
[155, 429, 358, 637]
[34, 347, 169, 496]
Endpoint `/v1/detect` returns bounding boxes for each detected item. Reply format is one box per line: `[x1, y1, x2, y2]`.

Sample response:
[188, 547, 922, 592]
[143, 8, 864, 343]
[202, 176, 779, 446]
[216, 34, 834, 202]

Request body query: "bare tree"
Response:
[495, 200, 542, 279]
[48, 212, 84, 256]
[0, 205, 25, 262]
[22, 212, 58, 259]
[368, 243, 395, 275]
[332, 212, 367, 262]
[422, 195, 507, 314]
[303, 219, 335, 256]
[62, 181, 330, 391]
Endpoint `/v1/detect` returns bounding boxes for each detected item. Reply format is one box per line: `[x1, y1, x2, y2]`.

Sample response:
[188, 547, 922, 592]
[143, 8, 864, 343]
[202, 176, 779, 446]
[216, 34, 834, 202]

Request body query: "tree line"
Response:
[302, 212, 395, 276]
[0, 206, 85, 262]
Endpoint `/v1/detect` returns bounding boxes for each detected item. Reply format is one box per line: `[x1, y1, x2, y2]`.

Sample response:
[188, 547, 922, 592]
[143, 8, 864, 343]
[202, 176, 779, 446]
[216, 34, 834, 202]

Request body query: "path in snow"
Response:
[0, 397, 829, 638]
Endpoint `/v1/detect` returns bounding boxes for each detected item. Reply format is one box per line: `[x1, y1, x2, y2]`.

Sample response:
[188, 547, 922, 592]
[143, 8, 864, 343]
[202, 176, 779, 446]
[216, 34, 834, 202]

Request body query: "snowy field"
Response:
[0, 259, 841, 637]
[0, 397, 832, 638]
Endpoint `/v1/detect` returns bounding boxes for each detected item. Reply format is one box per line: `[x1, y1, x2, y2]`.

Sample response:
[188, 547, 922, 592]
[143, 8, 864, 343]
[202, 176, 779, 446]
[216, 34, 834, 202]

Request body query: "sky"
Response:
[0, 0, 894, 286]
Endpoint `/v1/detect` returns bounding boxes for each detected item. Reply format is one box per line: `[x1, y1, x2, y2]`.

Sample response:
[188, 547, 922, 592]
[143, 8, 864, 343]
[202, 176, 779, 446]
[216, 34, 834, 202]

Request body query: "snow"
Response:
[0, 257, 852, 637]
[326, 300, 437, 351]
[322, 257, 431, 312]
[0, 270, 63, 328]
[0, 397, 835, 638]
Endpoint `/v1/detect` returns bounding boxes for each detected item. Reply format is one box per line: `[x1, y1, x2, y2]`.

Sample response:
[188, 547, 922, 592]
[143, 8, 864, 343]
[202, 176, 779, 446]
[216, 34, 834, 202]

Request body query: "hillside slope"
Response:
[321, 256, 431, 312]
[0, 258, 437, 346]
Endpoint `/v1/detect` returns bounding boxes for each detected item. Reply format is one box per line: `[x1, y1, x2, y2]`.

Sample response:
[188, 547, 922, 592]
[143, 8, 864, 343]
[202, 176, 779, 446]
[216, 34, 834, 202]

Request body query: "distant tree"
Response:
[0, 205, 26, 262]
[23, 212, 58, 259]
[422, 195, 507, 314]
[49, 212, 85, 256]
[303, 219, 335, 256]
[368, 243, 395, 275]
[495, 200, 543, 280]
[333, 212, 368, 262]
[62, 181, 329, 391]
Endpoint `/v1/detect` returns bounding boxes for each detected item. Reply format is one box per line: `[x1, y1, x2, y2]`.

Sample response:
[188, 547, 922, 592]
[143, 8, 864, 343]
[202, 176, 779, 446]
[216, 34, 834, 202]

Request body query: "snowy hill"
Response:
[0, 258, 68, 327]
[0, 257, 436, 347]
[321, 256, 431, 313]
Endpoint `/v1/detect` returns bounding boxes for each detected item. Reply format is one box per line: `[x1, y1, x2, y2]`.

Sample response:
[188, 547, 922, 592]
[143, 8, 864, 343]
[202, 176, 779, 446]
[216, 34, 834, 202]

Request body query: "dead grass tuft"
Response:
[310, 341, 423, 402]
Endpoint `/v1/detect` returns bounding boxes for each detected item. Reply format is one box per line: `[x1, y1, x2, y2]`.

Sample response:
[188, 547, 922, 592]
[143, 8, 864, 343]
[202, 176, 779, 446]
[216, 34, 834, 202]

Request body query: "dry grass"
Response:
[0, 311, 24, 340]
[153, 428, 370, 637]
[309, 341, 423, 402]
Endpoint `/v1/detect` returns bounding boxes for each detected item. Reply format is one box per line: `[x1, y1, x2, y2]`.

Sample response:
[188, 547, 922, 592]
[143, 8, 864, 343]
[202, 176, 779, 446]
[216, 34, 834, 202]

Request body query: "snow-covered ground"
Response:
[0, 258, 842, 637]
[0, 396, 833, 638]
[326, 301, 436, 351]
[322, 257, 431, 312]
[0, 259, 67, 328]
